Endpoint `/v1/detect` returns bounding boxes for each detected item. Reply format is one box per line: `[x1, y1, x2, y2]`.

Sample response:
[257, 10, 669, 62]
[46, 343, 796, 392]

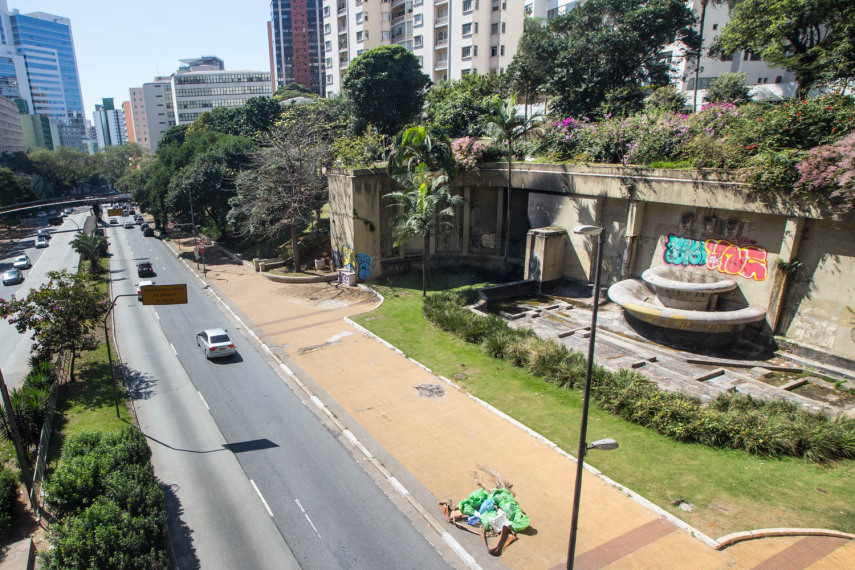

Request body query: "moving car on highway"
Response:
[196, 328, 236, 359]
[13, 255, 30, 269]
[35, 236, 48, 248]
[2, 268, 23, 285]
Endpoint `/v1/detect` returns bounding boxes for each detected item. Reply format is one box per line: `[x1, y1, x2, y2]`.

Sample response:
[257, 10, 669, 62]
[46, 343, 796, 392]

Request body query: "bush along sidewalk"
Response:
[39, 427, 169, 569]
[423, 291, 855, 464]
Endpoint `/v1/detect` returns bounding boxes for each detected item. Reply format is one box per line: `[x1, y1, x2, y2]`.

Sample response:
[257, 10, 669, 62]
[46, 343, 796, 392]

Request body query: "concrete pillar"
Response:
[768, 216, 805, 333]
[621, 201, 646, 280]
[525, 228, 567, 282]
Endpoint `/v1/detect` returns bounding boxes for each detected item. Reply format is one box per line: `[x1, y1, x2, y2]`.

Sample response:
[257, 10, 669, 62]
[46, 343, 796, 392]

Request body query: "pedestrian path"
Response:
[173, 240, 855, 569]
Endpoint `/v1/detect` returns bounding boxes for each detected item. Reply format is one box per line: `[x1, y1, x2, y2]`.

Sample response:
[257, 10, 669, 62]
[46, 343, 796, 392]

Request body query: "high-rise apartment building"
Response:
[0, 2, 87, 150]
[269, 1, 325, 96]
[93, 98, 127, 149]
[139, 78, 173, 153]
[122, 100, 135, 143]
[323, 0, 527, 95]
[0, 94, 24, 153]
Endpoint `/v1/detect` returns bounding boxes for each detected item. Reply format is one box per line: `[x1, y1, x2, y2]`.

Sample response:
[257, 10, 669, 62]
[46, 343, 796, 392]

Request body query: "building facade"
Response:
[0, 93, 24, 153]
[2, 5, 86, 149]
[269, 0, 325, 96]
[140, 78, 173, 153]
[93, 97, 127, 148]
[20, 110, 55, 150]
[122, 99, 135, 143]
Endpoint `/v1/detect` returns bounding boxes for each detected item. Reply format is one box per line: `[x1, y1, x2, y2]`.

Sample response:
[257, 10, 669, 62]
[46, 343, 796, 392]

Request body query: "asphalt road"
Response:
[107, 216, 453, 569]
[0, 210, 90, 390]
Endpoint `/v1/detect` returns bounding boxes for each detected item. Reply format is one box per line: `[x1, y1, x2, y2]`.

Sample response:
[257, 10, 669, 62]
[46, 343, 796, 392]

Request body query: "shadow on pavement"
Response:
[162, 482, 201, 570]
[124, 365, 157, 401]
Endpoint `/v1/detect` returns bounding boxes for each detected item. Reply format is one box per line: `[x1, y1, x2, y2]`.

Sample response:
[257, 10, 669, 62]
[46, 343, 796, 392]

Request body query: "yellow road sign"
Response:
[141, 284, 188, 305]
[107, 208, 124, 217]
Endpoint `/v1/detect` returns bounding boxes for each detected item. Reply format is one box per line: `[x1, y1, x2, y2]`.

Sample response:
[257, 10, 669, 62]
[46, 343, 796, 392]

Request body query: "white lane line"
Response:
[295, 499, 321, 537]
[170, 343, 177, 356]
[154, 311, 160, 321]
[197, 391, 209, 410]
[251, 480, 274, 517]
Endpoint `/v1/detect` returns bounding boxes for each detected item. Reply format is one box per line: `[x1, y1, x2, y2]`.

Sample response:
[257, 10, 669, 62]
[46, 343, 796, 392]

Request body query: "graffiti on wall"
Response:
[663, 234, 769, 281]
[342, 244, 356, 272]
[356, 253, 372, 280]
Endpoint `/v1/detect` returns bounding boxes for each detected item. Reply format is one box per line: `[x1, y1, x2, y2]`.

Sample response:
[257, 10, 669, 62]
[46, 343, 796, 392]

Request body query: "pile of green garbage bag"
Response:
[458, 488, 530, 532]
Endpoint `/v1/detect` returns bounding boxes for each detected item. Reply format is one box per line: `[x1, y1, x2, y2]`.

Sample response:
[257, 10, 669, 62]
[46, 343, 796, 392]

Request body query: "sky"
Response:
[9, 0, 273, 122]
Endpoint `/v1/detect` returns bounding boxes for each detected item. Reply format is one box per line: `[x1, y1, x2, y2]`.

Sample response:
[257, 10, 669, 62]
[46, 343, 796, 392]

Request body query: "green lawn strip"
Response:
[353, 276, 855, 537]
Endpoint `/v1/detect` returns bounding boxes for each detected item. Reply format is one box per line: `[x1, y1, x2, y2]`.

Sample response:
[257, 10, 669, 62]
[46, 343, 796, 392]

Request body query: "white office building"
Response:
[92, 98, 127, 149]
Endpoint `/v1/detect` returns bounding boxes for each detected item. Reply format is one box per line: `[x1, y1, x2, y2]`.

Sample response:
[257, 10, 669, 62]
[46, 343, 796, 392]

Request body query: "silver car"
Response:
[13, 254, 30, 269]
[196, 328, 236, 359]
[2, 268, 23, 285]
[35, 236, 48, 248]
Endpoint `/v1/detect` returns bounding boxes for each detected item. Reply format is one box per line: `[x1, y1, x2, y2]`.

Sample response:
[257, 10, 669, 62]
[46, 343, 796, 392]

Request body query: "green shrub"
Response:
[422, 292, 855, 462]
[0, 468, 18, 536]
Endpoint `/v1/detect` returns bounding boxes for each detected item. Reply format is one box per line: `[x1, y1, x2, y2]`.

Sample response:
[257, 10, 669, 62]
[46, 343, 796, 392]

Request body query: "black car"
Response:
[137, 261, 154, 276]
[143, 227, 154, 237]
[48, 216, 63, 226]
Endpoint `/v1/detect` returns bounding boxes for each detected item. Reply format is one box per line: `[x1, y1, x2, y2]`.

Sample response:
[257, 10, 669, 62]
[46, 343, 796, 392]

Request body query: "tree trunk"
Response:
[291, 223, 301, 271]
[69, 350, 76, 383]
[422, 234, 428, 297]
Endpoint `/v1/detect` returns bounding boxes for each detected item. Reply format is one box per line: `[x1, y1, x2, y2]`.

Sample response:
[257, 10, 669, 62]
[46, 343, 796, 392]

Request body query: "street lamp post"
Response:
[103, 294, 136, 418]
[566, 224, 616, 570]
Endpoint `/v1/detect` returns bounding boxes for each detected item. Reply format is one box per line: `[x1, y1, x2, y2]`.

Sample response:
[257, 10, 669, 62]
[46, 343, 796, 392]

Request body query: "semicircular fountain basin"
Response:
[641, 266, 738, 311]
[609, 264, 767, 346]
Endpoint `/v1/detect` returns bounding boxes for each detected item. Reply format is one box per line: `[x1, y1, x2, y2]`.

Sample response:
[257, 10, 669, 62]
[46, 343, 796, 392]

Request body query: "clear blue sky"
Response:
[9, 0, 272, 122]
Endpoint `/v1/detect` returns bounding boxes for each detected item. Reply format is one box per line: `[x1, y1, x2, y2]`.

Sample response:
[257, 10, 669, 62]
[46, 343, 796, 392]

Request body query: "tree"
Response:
[71, 231, 108, 274]
[712, 0, 855, 96]
[273, 83, 317, 102]
[193, 97, 284, 137]
[0, 270, 111, 379]
[0, 167, 36, 206]
[388, 125, 453, 179]
[704, 72, 752, 105]
[28, 146, 90, 196]
[342, 45, 431, 137]
[230, 120, 331, 271]
[424, 73, 506, 139]
[543, 0, 698, 117]
[387, 164, 463, 296]
[507, 17, 560, 114]
[644, 84, 688, 113]
[485, 94, 541, 265]
[94, 143, 149, 190]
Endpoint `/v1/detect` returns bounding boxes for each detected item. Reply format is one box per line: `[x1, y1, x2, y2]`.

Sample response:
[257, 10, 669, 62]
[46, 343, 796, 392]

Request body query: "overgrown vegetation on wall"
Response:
[424, 291, 855, 463]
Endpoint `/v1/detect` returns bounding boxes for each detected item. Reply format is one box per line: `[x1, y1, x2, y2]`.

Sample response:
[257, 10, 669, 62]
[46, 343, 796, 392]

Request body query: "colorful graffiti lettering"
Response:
[356, 253, 372, 280]
[663, 234, 707, 266]
[342, 244, 356, 272]
[663, 234, 768, 281]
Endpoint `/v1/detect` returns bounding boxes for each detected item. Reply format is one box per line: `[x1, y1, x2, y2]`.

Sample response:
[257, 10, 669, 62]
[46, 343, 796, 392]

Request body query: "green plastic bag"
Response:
[458, 488, 489, 516]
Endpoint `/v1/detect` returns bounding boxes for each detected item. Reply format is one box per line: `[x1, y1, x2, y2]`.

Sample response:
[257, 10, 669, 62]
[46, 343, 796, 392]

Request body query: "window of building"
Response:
[501, 45, 505, 56]
[325, 23, 331, 34]
[474, 23, 479, 33]
[463, 0, 473, 12]
[382, 31, 390, 40]
[462, 46, 472, 58]
[775, 76, 783, 83]
[326, 57, 333, 68]
[356, 31, 363, 42]
[491, 45, 498, 57]
[712, 24, 718, 30]
[474, 46, 478, 56]
[720, 52, 733, 61]
[462, 23, 472, 36]
[357, 49, 364, 55]
[325, 40, 332, 51]
[356, 12, 362, 23]
[324, 6, 330, 17]
[414, 35, 423, 48]
[492, 0, 500, 10]
[547, 7, 558, 18]
[382, 13, 391, 21]
[326, 74, 333, 84]
[417, 55, 423, 66]
[414, 14, 423, 26]
[491, 23, 498, 35]
[744, 51, 762, 61]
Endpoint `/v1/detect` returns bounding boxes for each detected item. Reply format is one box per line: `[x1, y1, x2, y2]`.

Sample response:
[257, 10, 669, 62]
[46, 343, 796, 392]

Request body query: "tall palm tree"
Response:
[70, 230, 107, 274]
[485, 94, 541, 267]
[388, 163, 463, 296]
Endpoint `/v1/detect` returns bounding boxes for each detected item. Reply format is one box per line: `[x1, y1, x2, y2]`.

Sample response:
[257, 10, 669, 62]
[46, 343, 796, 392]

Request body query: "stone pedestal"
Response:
[524, 227, 567, 283]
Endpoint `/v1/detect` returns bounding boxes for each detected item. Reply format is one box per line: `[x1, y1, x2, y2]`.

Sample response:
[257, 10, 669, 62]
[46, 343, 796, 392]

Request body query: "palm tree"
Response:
[388, 163, 463, 296]
[485, 94, 541, 267]
[71, 230, 107, 274]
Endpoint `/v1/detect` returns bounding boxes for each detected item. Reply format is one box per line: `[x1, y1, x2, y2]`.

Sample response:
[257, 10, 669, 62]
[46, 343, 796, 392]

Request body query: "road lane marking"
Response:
[197, 391, 209, 410]
[170, 343, 177, 356]
[251, 480, 273, 517]
[295, 499, 321, 538]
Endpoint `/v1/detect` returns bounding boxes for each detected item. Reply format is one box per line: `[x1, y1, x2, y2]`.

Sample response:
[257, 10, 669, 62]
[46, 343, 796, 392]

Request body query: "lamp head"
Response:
[573, 225, 604, 236]
[588, 438, 619, 451]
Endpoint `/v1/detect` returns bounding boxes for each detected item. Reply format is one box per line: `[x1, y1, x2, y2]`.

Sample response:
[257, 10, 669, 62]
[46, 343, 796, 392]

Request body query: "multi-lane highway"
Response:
[0, 209, 91, 390]
[105, 212, 454, 569]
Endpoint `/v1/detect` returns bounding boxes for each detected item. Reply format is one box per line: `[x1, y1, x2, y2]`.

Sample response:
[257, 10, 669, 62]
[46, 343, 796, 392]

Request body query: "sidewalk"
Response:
[173, 240, 855, 569]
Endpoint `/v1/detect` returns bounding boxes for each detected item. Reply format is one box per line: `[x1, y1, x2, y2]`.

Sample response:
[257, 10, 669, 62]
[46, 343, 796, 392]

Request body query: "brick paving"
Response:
[169, 239, 855, 569]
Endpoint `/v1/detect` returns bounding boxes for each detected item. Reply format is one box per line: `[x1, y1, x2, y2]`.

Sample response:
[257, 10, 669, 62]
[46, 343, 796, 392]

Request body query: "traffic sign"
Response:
[167, 221, 175, 230]
[141, 284, 188, 306]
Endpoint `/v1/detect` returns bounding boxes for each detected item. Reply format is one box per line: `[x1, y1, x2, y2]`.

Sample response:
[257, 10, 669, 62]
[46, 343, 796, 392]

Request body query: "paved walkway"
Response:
[169, 239, 855, 569]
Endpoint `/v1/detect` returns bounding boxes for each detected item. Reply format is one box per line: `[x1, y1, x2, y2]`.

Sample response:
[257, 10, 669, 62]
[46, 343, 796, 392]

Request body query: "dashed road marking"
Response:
[251, 480, 273, 517]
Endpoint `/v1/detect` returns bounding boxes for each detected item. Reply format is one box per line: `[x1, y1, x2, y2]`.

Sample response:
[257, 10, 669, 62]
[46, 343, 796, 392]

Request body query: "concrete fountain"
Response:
[607, 266, 767, 346]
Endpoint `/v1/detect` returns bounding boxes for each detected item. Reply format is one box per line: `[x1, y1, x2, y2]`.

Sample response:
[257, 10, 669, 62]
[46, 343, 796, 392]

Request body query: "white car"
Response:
[35, 236, 48, 248]
[109, 217, 119, 225]
[196, 328, 236, 359]
[124, 220, 134, 229]
[136, 280, 155, 301]
[13, 254, 30, 269]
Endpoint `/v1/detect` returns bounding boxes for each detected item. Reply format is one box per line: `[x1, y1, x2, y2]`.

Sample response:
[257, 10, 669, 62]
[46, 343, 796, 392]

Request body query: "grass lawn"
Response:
[353, 269, 855, 538]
